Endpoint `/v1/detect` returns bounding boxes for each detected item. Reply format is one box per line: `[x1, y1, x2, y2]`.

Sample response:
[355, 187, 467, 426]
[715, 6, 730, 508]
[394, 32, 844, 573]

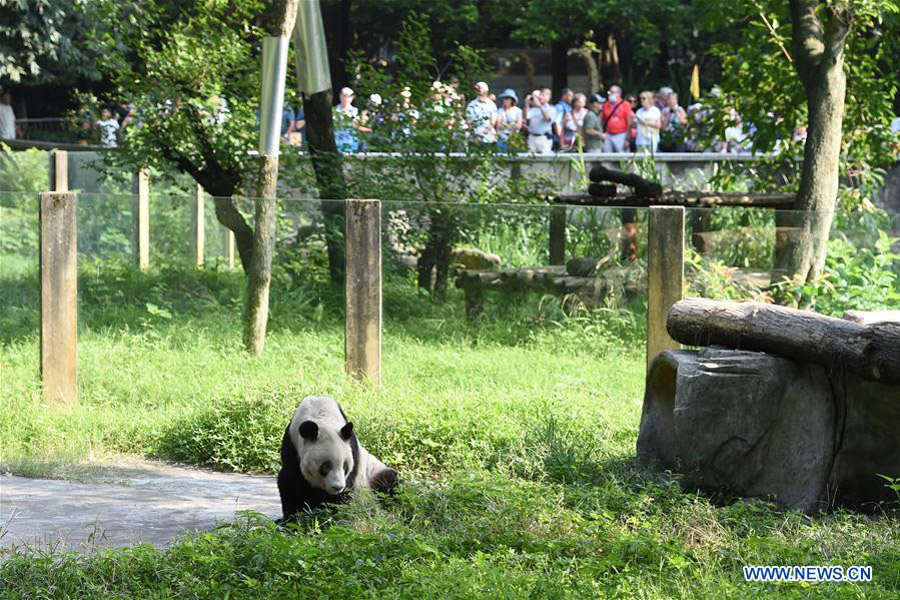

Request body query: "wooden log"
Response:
[589, 165, 662, 198]
[552, 192, 794, 209]
[40, 192, 77, 403]
[647, 206, 684, 368]
[345, 199, 381, 383]
[587, 183, 617, 198]
[549, 206, 566, 265]
[667, 298, 900, 386]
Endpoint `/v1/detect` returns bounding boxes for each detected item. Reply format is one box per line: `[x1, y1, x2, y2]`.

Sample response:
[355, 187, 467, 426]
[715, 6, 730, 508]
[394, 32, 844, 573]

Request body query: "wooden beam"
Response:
[40, 192, 78, 403]
[192, 184, 205, 267]
[49, 150, 68, 192]
[344, 199, 381, 383]
[647, 206, 684, 368]
[132, 168, 150, 270]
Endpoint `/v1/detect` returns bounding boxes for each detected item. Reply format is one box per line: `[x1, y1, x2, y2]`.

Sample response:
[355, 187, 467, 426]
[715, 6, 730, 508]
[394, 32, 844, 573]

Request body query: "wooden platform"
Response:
[454, 265, 637, 317]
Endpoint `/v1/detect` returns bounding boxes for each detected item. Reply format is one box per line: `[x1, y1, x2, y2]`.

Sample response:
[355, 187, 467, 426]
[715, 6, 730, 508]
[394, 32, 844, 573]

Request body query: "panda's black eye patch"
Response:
[343, 461, 349, 474]
[319, 461, 332, 476]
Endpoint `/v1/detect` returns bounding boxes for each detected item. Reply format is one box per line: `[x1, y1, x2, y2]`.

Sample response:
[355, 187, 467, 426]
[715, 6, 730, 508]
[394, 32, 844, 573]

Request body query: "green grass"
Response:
[1, 262, 899, 598]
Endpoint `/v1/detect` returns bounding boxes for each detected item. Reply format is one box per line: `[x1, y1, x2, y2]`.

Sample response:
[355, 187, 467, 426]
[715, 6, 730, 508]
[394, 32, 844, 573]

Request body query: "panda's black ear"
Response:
[340, 422, 354, 441]
[298, 420, 318, 440]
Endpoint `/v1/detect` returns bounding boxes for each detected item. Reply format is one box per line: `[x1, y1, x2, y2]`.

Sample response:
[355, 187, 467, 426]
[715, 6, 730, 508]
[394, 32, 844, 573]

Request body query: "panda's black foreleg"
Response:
[370, 468, 399, 496]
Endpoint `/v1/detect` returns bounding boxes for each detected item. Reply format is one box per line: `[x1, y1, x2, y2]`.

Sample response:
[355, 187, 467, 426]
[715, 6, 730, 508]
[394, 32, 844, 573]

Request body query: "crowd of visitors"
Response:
[324, 80, 763, 155]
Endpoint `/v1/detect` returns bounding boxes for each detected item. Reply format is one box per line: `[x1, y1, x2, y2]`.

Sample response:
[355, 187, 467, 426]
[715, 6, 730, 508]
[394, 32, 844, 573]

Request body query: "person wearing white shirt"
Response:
[0, 90, 18, 140]
[97, 108, 120, 147]
[465, 81, 498, 144]
[635, 91, 661, 153]
[525, 88, 556, 154]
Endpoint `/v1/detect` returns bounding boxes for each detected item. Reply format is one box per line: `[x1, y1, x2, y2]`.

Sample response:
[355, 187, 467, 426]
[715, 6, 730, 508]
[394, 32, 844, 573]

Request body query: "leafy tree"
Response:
[701, 0, 899, 293]
[0, 0, 99, 83]
[511, 0, 695, 95]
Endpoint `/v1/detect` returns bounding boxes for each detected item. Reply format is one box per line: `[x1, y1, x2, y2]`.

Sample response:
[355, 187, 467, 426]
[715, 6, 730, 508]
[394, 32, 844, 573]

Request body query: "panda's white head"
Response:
[297, 419, 355, 496]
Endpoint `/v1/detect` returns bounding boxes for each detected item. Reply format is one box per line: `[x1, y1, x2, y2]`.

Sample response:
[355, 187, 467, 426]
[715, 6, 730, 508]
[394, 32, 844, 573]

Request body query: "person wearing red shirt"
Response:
[601, 85, 634, 153]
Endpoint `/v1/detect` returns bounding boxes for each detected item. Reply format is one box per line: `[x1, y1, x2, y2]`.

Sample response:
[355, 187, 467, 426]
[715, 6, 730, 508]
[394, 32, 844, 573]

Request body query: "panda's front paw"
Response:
[370, 468, 399, 495]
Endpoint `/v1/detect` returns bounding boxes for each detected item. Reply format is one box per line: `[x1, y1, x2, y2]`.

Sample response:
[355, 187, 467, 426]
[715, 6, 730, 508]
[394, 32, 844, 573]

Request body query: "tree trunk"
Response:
[303, 88, 347, 283]
[242, 0, 300, 354]
[778, 1, 851, 293]
[569, 46, 600, 93]
[243, 155, 279, 354]
[417, 209, 455, 300]
[519, 52, 536, 94]
[667, 298, 900, 386]
[551, 40, 569, 98]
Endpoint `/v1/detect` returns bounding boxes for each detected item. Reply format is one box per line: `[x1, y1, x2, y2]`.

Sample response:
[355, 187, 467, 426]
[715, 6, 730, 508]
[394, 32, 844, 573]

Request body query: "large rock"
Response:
[638, 348, 835, 511]
[638, 348, 900, 511]
[829, 377, 900, 507]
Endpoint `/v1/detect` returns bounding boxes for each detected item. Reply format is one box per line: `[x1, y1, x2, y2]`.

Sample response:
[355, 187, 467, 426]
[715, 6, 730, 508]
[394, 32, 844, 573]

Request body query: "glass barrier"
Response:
[2, 190, 898, 388]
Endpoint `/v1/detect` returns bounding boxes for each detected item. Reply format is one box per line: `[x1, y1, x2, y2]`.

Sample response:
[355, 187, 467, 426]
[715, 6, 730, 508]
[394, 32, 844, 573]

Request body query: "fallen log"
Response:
[666, 298, 900, 385]
[589, 165, 663, 198]
[552, 192, 794, 209]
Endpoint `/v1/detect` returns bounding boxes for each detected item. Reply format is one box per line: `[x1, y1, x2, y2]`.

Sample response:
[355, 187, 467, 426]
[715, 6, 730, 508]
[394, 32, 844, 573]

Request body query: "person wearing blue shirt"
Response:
[281, 106, 295, 142]
[552, 88, 573, 150]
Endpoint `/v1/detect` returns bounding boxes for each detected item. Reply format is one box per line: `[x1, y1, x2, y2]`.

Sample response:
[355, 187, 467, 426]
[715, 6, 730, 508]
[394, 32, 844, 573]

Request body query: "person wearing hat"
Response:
[495, 88, 522, 152]
[334, 86, 360, 152]
[465, 81, 498, 144]
[582, 93, 606, 153]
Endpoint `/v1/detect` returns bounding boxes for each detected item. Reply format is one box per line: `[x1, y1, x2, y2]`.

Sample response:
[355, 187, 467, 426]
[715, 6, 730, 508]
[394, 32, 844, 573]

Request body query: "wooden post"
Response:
[344, 199, 381, 384]
[549, 206, 566, 265]
[192, 184, 205, 266]
[132, 168, 150, 270]
[49, 150, 68, 192]
[40, 192, 77, 403]
[221, 225, 235, 268]
[647, 206, 684, 368]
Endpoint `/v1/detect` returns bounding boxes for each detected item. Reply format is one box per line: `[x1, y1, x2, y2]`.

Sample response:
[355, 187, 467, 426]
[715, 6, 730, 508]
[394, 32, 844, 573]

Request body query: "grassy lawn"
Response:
[1, 262, 898, 598]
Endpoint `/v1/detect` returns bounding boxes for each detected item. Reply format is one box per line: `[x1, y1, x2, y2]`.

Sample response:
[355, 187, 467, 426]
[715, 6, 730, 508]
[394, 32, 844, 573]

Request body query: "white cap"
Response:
[474, 81, 489, 93]
[369, 93, 382, 106]
[340, 87, 355, 97]
[400, 87, 412, 98]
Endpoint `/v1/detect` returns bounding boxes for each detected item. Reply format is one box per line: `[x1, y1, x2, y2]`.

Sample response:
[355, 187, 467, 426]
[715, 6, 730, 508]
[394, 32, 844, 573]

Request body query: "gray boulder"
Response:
[638, 348, 900, 510]
[638, 348, 835, 511]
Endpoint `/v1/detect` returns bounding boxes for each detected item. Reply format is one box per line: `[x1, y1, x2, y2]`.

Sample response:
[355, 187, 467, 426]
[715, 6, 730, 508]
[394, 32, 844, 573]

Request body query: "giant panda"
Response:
[277, 396, 398, 521]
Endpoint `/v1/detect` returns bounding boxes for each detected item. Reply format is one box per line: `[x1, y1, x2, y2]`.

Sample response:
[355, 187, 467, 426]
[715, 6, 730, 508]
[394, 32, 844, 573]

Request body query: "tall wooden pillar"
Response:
[344, 199, 381, 384]
[49, 150, 68, 192]
[549, 206, 566, 265]
[221, 226, 235, 268]
[40, 192, 78, 403]
[192, 184, 205, 266]
[647, 206, 684, 368]
[132, 168, 150, 270]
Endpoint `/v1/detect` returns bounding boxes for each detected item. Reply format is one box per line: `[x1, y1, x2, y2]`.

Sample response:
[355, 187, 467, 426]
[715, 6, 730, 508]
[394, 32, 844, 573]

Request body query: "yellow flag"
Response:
[690, 64, 700, 100]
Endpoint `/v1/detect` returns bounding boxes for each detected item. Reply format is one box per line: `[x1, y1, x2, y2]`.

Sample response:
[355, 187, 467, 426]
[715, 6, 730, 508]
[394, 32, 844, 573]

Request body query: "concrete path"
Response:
[0, 460, 281, 553]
